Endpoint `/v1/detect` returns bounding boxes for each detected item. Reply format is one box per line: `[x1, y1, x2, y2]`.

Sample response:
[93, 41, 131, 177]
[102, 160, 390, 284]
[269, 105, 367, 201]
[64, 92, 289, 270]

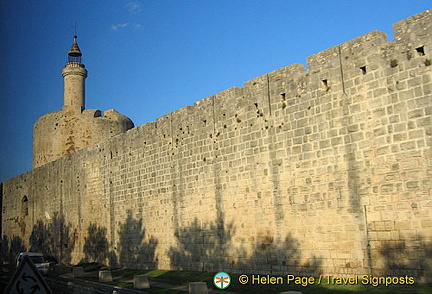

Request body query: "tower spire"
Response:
[67, 35, 83, 63]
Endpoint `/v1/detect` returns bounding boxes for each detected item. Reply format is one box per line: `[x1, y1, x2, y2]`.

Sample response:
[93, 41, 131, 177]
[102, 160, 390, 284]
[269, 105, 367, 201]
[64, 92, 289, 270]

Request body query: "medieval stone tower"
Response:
[33, 36, 134, 168]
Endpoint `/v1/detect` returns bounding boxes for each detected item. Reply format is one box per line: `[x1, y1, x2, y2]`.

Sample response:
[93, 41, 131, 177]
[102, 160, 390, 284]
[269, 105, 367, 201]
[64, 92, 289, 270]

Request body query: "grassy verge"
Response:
[80, 269, 432, 293]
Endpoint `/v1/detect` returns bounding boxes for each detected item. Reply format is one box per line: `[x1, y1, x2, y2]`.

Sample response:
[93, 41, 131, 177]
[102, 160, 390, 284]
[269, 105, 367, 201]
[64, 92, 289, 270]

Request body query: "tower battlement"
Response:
[63, 62, 86, 68]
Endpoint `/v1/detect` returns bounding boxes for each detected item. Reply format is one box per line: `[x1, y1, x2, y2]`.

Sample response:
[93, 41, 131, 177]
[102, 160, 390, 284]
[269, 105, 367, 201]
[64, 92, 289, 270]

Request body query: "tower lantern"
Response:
[67, 35, 83, 63]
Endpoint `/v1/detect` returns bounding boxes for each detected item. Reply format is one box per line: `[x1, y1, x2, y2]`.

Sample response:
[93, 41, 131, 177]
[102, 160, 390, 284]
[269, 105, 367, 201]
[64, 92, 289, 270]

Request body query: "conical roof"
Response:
[68, 35, 82, 57]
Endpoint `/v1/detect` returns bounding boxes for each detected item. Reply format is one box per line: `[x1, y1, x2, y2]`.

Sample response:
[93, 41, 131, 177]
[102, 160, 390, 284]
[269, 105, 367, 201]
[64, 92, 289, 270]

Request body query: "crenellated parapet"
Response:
[135, 11, 431, 145]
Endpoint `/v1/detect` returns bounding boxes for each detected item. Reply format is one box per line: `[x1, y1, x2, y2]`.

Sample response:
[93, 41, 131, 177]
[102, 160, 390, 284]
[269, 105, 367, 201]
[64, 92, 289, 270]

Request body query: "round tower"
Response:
[62, 36, 87, 114]
[33, 36, 134, 168]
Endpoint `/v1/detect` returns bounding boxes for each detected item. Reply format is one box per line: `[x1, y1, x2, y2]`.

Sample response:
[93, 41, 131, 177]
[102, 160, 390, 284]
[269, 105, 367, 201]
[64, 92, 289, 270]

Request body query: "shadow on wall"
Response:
[116, 211, 158, 269]
[169, 216, 323, 275]
[169, 217, 236, 272]
[83, 223, 109, 264]
[29, 212, 77, 265]
[378, 233, 432, 281]
[1, 212, 158, 269]
[1, 235, 27, 265]
[81, 223, 119, 268]
[81, 211, 158, 269]
[169, 215, 431, 280]
[237, 233, 323, 276]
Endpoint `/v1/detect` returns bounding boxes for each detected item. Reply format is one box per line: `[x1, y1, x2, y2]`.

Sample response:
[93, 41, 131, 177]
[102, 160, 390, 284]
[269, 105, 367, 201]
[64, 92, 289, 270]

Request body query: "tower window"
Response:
[21, 196, 29, 216]
[322, 79, 329, 89]
[360, 66, 367, 75]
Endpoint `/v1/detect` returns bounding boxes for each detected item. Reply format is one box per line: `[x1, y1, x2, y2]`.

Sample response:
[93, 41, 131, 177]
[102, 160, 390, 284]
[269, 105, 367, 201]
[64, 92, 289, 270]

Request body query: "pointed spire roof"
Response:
[68, 35, 82, 57]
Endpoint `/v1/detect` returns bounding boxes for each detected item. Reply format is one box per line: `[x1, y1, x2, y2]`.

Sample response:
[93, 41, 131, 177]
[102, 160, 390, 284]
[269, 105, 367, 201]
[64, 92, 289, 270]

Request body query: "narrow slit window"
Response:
[360, 66, 367, 75]
[21, 196, 29, 216]
[322, 79, 329, 88]
[281, 93, 287, 109]
[280, 93, 286, 101]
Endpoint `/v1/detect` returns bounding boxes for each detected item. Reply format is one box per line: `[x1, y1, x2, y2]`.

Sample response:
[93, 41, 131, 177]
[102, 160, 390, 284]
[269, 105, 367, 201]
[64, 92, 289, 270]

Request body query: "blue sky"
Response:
[0, 1, 431, 182]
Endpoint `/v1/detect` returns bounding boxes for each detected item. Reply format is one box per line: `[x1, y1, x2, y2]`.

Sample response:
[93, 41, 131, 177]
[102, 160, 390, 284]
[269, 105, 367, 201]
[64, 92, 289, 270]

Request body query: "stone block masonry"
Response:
[2, 10, 432, 281]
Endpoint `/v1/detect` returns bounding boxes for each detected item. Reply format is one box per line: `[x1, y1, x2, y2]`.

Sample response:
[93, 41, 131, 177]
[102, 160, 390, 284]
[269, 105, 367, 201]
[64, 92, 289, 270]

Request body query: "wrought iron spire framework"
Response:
[67, 35, 83, 63]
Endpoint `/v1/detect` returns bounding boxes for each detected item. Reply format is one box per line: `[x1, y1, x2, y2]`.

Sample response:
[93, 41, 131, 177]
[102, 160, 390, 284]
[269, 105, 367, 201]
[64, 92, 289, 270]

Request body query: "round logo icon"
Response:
[213, 271, 231, 289]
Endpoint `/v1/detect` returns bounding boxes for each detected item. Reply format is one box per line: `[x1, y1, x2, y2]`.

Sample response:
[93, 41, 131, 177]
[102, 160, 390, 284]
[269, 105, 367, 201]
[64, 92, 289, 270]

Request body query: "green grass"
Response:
[145, 269, 213, 285]
[79, 269, 432, 293]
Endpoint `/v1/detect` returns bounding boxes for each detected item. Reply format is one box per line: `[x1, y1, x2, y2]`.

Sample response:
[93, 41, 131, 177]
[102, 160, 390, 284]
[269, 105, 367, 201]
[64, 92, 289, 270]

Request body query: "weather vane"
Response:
[71, 21, 79, 36]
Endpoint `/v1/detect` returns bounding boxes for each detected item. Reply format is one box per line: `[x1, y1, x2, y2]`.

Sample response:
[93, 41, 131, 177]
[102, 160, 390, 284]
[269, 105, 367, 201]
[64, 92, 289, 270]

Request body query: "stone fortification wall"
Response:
[2, 10, 432, 281]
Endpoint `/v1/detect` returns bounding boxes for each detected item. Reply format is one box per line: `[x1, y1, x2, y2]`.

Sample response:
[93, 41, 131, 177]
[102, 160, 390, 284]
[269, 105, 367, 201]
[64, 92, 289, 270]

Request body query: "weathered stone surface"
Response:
[1, 10, 432, 282]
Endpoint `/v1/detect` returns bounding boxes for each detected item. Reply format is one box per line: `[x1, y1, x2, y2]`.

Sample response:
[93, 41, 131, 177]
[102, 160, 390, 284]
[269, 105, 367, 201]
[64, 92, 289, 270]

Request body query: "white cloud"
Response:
[125, 1, 142, 14]
[111, 23, 130, 31]
[110, 1, 143, 31]
[111, 23, 143, 31]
